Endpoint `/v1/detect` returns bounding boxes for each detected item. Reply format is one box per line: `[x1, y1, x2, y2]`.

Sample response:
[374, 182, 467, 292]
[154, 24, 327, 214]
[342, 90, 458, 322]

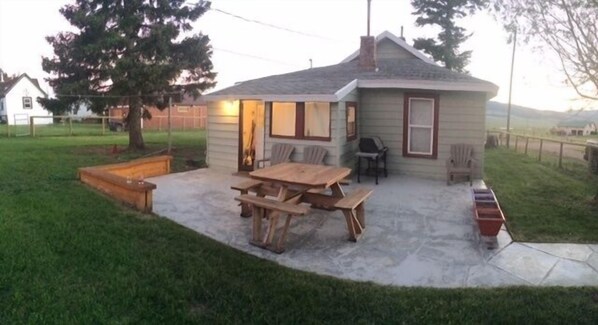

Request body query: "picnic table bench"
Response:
[231, 163, 373, 253]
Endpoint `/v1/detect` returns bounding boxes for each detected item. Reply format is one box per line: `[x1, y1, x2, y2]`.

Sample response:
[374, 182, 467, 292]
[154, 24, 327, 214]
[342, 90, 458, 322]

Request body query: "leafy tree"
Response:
[0, 69, 18, 83]
[411, 0, 488, 73]
[492, 0, 598, 100]
[41, 0, 216, 149]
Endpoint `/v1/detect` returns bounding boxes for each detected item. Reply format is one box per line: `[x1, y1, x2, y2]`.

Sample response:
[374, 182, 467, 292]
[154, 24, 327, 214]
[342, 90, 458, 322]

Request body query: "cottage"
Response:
[556, 119, 597, 136]
[204, 31, 498, 180]
[0, 73, 51, 125]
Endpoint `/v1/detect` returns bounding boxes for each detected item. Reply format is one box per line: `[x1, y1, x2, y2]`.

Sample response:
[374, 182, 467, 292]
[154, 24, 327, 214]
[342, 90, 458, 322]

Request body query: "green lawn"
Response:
[485, 147, 598, 242]
[1, 135, 597, 323]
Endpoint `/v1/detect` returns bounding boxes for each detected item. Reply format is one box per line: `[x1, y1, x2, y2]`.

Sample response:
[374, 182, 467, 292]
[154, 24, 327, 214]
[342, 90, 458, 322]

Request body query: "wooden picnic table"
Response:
[238, 162, 370, 253]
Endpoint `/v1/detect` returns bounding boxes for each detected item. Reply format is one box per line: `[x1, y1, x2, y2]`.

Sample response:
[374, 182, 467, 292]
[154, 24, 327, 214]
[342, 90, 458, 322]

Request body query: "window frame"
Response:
[22, 96, 33, 109]
[269, 101, 331, 141]
[346, 101, 358, 141]
[402, 93, 439, 159]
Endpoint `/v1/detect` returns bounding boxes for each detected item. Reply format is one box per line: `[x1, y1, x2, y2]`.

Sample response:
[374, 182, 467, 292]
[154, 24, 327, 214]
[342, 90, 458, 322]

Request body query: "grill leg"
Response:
[375, 156, 379, 185]
[357, 156, 361, 183]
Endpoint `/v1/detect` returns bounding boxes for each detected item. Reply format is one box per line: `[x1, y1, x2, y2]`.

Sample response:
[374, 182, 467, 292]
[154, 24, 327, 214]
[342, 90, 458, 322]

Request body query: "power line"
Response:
[210, 7, 341, 42]
[213, 47, 303, 68]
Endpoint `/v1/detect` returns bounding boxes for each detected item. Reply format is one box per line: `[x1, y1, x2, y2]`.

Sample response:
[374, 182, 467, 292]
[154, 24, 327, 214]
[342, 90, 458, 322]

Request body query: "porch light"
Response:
[223, 100, 238, 115]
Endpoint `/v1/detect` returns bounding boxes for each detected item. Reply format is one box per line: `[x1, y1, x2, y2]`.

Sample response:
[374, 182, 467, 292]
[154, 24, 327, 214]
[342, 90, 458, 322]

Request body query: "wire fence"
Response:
[1, 115, 206, 138]
[487, 131, 598, 175]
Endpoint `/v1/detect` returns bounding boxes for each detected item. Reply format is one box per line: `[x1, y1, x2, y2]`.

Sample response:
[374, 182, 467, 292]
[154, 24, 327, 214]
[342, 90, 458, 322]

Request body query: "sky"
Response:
[0, 0, 589, 112]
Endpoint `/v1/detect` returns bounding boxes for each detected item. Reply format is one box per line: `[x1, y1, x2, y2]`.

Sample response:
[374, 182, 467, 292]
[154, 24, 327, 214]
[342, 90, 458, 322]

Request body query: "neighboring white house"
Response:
[0, 73, 52, 125]
[556, 119, 597, 136]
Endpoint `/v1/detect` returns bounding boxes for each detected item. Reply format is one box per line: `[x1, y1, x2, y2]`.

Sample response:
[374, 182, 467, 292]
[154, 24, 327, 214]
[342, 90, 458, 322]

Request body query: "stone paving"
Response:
[150, 168, 598, 288]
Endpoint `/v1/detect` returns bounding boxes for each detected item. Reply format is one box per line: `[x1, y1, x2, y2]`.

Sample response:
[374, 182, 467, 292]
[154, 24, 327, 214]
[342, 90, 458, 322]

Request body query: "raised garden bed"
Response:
[78, 155, 172, 212]
[472, 188, 506, 237]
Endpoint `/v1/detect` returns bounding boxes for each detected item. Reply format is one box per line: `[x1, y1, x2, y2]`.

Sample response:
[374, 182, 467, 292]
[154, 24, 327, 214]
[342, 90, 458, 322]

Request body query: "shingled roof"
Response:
[0, 73, 47, 97]
[206, 31, 498, 101]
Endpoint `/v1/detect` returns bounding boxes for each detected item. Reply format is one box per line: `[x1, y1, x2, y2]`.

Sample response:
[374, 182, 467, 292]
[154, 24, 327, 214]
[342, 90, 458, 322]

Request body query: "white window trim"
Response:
[22, 96, 33, 109]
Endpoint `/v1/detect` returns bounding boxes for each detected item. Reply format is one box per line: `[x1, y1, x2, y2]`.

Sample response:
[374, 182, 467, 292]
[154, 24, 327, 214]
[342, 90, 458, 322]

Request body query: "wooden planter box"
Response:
[472, 189, 506, 237]
[78, 155, 172, 212]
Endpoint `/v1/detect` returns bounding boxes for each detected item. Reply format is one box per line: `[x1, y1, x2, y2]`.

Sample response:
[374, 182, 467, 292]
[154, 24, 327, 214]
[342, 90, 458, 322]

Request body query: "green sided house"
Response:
[203, 31, 498, 180]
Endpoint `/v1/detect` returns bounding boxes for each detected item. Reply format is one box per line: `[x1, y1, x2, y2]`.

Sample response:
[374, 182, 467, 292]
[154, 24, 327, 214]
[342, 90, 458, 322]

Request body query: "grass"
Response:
[485, 147, 598, 242]
[0, 135, 597, 323]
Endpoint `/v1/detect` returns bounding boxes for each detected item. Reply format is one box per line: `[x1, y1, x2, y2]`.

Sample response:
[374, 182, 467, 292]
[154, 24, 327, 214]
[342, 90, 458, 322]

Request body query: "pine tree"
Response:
[41, 0, 216, 149]
[411, 0, 487, 73]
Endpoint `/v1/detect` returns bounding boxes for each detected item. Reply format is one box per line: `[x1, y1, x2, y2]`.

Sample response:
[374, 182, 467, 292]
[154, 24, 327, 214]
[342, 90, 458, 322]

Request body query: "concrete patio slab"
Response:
[150, 168, 598, 288]
[587, 253, 598, 271]
[524, 243, 594, 262]
[489, 243, 559, 285]
[543, 259, 598, 286]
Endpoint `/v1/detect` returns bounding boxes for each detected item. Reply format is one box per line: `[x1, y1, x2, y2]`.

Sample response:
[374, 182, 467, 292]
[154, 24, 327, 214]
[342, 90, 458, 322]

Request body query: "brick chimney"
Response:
[359, 36, 377, 70]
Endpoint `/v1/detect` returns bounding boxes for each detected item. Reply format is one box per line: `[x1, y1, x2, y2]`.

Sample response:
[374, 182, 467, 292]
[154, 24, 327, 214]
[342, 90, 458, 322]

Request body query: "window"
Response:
[403, 93, 439, 159]
[346, 102, 357, 141]
[271, 102, 296, 137]
[22, 97, 32, 109]
[270, 101, 330, 140]
[304, 102, 329, 138]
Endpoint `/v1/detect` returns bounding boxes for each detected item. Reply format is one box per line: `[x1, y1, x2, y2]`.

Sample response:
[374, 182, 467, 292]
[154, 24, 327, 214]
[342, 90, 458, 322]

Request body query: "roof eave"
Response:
[2, 73, 48, 97]
[203, 93, 339, 102]
[357, 79, 499, 97]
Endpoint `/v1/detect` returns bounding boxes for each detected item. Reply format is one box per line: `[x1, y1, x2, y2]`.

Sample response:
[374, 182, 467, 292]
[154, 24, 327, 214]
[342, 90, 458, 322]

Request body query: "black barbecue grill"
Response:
[356, 136, 388, 184]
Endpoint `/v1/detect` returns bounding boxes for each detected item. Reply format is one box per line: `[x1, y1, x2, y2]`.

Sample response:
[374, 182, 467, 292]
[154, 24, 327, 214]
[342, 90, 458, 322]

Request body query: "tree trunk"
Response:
[128, 97, 145, 150]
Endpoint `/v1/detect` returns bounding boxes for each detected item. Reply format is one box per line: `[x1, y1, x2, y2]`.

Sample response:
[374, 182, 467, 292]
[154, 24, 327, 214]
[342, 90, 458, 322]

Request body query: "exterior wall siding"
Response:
[359, 89, 486, 180]
[337, 89, 360, 170]
[206, 100, 239, 171]
[3, 78, 51, 125]
[376, 38, 418, 60]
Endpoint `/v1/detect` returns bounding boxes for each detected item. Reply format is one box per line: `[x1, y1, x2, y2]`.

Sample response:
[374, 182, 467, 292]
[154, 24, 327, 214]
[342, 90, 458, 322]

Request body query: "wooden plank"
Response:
[249, 163, 351, 189]
[231, 179, 263, 191]
[235, 195, 309, 215]
[334, 188, 373, 210]
[77, 156, 171, 213]
[252, 206, 263, 242]
[301, 192, 342, 208]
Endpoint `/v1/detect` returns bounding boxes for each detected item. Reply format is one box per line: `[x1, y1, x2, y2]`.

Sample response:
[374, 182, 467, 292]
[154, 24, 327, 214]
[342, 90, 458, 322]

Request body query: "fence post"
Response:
[69, 116, 73, 136]
[159, 117, 162, 131]
[524, 137, 529, 155]
[101, 117, 106, 135]
[30, 117, 35, 137]
[183, 116, 186, 130]
[514, 136, 518, 152]
[559, 142, 564, 168]
[538, 139, 543, 161]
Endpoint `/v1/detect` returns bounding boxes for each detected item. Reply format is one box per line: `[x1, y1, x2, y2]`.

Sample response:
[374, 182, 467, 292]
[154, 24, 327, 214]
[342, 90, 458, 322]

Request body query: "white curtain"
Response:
[271, 102, 296, 137]
[304, 102, 330, 137]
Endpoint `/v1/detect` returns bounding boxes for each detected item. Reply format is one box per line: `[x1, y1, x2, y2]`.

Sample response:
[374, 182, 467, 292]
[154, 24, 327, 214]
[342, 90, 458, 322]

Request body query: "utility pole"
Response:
[167, 95, 172, 154]
[506, 29, 516, 148]
[367, 0, 371, 36]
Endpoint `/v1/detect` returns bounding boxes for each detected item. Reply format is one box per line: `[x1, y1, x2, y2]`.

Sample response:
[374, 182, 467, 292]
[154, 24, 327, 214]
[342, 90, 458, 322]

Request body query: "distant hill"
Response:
[485, 101, 598, 130]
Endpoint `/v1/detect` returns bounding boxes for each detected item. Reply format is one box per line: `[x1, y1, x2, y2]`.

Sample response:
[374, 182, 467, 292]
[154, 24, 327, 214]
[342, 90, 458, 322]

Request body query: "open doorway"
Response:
[238, 100, 264, 171]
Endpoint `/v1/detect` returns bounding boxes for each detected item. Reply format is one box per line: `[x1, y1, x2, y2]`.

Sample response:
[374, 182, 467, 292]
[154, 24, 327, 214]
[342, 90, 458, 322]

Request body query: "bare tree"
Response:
[493, 0, 598, 100]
